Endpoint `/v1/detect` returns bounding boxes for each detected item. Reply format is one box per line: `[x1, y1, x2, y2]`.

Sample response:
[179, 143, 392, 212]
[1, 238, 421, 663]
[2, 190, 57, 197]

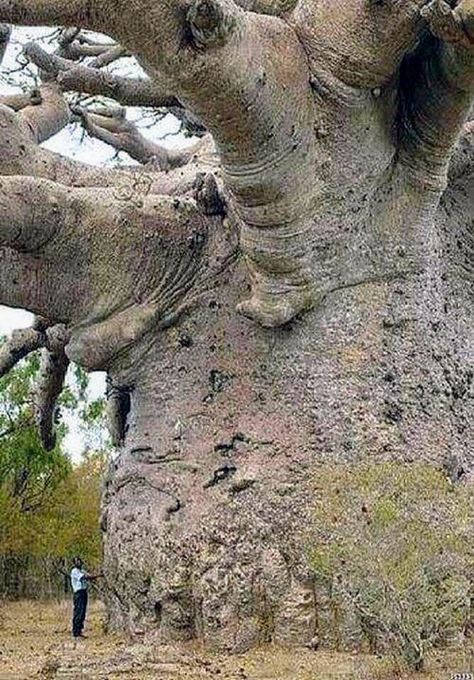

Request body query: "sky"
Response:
[0, 27, 193, 460]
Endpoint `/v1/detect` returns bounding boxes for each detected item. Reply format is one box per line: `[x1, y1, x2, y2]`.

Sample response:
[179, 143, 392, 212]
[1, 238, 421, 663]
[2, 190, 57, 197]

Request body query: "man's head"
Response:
[73, 556, 83, 569]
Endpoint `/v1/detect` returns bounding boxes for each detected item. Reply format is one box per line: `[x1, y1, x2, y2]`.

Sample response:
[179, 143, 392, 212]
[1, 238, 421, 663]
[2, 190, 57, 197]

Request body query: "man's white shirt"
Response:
[71, 567, 87, 593]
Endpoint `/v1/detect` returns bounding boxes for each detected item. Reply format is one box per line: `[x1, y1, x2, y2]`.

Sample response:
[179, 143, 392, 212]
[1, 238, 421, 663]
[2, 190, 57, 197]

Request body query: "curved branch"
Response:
[0, 319, 70, 451]
[290, 0, 430, 89]
[19, 81, 70, 143]
[36, 325, 70, 451]
[0, 89, 41, 111]
[397, 1, 474, 186]
[24, 42, 180, 108]
[106, 376, 131, 447]
[0, 0, 97, 29]
[0, 175, 233, 369]
[76, 104, 212, 171]
[0, 326, 44, 377]
[89, 43, 128, 69]
[76, 105, 160, 164]
[94, 0, 319, 328]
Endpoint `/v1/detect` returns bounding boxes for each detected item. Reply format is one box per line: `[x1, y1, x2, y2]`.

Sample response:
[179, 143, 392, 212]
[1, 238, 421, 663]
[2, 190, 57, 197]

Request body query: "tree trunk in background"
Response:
[0, 555, 69, 600]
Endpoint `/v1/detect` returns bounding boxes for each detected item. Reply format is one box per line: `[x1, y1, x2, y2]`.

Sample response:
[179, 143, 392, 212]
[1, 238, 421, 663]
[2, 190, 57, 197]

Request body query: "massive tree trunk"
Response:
[0, 0, 472, 653]
[100, 166, 474, 651]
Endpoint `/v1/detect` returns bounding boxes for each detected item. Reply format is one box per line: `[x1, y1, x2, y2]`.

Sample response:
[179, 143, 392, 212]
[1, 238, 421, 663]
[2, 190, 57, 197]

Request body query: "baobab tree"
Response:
[0, 0, 472, 653]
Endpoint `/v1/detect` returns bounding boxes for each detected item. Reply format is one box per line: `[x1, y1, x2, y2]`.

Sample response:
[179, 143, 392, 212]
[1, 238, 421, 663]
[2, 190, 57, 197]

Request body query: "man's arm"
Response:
[84, 570, 104, 581]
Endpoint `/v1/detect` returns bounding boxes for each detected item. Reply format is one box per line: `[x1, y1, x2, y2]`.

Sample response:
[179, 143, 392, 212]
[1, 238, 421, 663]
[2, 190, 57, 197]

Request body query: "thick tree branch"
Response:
[97, 0, 319, 326]
[0, 174, 233, 368]
[76, 104, 211, 171]
[23, 43, 181, 109]
[0, 89, 41, 111]
[398, 0, 474, 186]
[33, 144, 216, 195]
[0, 326, 44, 377]
[106, 376, 131, 447]
[0, 320, 68, 452]
[0, 96, 215, 196]
[290, 0, 431, 89]
[58, 66, 179, 108]
[0, 0, 98, 29]
[19, 81, 69, 143]
[35, 325, 70, 451]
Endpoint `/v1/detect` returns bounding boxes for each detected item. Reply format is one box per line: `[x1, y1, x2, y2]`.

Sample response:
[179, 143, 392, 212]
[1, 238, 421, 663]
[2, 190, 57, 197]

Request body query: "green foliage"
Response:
[22, 450, 109, 564]
[0, 426, 70, 511]
[311, 463, 473, 670]
[73, 364, 90, 401]
[0, 339, 109, 571]
[0, 347, 70, 518]
[0, 451, 107, 564]
[0, 345, 39, 430]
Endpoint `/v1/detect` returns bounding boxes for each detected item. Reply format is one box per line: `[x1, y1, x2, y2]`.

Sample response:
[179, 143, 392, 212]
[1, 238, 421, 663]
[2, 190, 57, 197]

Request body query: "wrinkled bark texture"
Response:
[0, 0, 473, 653]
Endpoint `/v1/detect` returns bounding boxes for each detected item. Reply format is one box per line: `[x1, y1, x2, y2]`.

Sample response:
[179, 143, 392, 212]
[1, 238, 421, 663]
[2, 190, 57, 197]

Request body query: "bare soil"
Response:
[0, 600, 472, 679]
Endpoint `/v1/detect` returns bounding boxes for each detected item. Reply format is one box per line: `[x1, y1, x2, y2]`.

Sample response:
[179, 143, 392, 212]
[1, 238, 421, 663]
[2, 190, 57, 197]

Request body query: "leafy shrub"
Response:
[311, 463, 473, 670]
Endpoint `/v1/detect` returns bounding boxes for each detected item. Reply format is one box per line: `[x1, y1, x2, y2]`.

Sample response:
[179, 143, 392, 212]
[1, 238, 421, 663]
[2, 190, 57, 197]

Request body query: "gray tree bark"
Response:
[0, 0, 472, 652]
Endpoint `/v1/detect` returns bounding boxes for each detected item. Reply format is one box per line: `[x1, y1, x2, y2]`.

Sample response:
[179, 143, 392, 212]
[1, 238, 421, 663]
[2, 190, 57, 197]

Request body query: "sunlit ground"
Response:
[0, 600, 472, 679]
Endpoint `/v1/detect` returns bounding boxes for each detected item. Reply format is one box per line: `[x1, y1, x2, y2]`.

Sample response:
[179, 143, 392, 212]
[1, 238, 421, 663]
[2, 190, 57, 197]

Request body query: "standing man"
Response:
[70, 556, 102, 639]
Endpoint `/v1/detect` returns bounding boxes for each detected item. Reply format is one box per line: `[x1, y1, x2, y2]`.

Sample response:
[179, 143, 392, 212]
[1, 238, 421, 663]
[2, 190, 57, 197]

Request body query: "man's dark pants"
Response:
[72, 589, 88, 637]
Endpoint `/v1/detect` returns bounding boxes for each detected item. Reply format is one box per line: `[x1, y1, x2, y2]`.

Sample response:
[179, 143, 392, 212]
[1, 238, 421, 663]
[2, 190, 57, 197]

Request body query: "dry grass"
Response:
[0, 599, 472, 679]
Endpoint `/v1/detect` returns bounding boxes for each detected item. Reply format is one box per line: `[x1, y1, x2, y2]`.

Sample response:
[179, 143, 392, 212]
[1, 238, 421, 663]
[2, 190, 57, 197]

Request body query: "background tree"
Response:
[0, 344, 71, 518]
[0, 0, 472, 653]
[0, 339, 108, 598]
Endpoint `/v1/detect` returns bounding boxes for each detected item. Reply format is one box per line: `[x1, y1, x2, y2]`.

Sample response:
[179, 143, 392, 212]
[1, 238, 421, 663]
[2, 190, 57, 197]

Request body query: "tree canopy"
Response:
[0, 341, 108, 569]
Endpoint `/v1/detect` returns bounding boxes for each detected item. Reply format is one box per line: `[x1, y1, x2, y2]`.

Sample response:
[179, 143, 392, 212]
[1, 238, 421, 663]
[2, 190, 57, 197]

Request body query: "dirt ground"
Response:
[0, 600, 472, 680]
